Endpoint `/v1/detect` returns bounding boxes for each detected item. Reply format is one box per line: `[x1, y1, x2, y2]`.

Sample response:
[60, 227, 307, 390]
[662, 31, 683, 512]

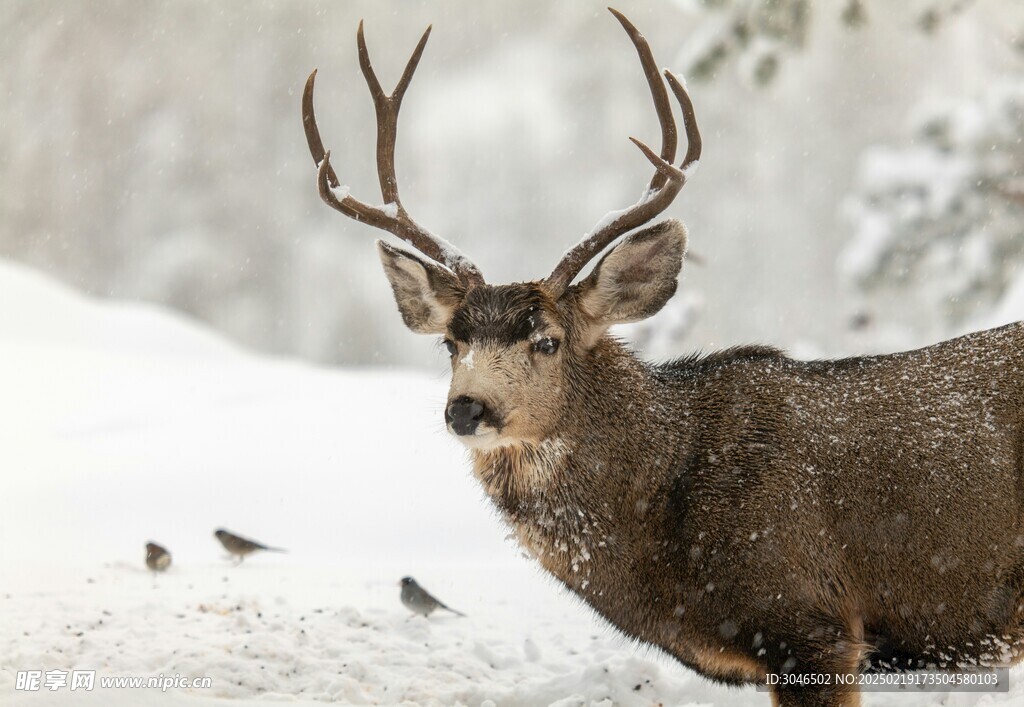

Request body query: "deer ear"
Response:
[574, 219, 687, 346]
[378, 241, 465, 334]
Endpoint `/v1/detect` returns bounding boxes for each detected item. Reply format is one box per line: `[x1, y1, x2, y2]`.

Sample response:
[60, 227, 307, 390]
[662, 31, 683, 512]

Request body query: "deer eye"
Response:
[534, 337, 559, 355]
[443, 339, 457, 356]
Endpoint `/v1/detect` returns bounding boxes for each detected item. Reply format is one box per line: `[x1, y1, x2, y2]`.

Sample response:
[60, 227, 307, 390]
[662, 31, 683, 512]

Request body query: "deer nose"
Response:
[446, 395, 485, 436]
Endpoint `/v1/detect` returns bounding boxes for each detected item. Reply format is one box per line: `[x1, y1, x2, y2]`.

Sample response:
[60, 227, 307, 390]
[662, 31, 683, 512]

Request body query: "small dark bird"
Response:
[145, 542, 171, 572]
[400, 576, 465, 617]
[214, 528, 285, 563]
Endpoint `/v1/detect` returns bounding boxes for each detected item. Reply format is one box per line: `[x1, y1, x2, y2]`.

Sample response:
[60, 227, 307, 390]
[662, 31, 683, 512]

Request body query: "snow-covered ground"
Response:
[1, 260, 1022, 706]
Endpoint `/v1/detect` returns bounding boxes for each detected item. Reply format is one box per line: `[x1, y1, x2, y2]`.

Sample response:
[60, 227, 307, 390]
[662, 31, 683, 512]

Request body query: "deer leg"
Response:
[767, 618, 866, 707]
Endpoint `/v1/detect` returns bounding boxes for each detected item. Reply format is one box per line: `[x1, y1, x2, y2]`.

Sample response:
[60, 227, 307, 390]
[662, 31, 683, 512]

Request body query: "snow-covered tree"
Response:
[677, 0, 815, 87]
[840, 82, 1024, 341]
[678, 0, 982, 87]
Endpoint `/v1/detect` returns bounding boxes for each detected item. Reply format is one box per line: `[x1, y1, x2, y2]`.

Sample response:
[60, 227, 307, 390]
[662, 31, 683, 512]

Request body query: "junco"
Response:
[400, 576, 465, 617]
[145, 542, 171, 572]
[214, 528, 285, 563]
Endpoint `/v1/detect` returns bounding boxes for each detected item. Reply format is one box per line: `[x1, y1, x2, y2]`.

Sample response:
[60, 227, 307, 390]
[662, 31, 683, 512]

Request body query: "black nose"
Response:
[446, 395, 485, 436]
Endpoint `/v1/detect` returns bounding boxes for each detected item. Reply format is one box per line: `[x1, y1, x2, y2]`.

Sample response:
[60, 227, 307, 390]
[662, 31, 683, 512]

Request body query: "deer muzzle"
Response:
[446, 395, 486, 436]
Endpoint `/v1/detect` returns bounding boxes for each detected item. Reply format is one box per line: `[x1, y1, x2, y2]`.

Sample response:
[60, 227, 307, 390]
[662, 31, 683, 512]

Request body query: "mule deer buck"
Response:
[302, 10, 1024, 706]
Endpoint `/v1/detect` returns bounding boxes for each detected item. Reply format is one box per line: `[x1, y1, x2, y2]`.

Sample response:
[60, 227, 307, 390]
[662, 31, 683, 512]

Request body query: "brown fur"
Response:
[469, 323, 1024, 696]
[377, 221, 1024, 705]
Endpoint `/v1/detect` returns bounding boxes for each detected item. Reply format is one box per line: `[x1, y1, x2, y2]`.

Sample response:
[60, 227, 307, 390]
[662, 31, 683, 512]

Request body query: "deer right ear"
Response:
[377, 241, 465, 335]
[573, 219, 687, 348]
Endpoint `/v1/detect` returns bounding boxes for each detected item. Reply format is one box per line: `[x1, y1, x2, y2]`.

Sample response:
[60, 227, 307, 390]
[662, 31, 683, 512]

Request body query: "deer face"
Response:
[302, 11, 699, 450]
[442, 284, 568, 449]
[378, 220, 687, 450]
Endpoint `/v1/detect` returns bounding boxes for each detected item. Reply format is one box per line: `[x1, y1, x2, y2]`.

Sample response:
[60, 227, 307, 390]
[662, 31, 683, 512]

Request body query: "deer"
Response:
[301, 9, 1024, 706]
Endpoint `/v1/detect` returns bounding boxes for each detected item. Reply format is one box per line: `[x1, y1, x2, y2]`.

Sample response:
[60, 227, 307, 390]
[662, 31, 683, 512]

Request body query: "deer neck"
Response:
[469, 339, 685, 592]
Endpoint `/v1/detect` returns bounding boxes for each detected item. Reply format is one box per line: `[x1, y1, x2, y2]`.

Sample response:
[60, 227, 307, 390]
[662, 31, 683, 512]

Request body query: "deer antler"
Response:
[302, 22, 484, 287]
[545, 8, 702, 296]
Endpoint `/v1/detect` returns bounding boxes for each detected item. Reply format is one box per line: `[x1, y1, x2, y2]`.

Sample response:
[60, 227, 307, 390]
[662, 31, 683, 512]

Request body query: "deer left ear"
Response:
[378, 240, 466, 335]
[573, 219, 687, 346]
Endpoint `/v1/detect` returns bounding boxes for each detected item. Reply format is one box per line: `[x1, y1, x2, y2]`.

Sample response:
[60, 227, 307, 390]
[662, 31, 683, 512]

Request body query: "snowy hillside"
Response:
[1, 261, 1022, 706]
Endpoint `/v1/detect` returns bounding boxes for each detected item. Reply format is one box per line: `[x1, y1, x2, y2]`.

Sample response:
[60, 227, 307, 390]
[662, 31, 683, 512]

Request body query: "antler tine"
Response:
[545, 8, 701, 296]
[392, 25, 432, 105]
[302, 23, 484, 287]
[629, 137, 685, 181]
[355, 20, 387, 103]
[302, 69, 339, 187]
[607, 8, 677, 191]
[665, 71, 702, 171]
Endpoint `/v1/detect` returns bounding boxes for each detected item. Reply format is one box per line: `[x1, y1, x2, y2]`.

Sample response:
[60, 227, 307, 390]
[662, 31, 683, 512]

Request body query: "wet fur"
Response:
[471, 318, 1024, 702]
[379, 227, 1024, 705]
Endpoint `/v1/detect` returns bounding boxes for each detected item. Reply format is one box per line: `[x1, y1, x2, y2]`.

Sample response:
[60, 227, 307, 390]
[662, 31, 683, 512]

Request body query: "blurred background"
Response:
[2, 0, 1023, 370]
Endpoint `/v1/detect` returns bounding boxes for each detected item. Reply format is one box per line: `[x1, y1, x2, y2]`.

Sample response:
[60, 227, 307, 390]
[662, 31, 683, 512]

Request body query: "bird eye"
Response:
[444, 339, 457, 356]
[535, 337, 559, 355]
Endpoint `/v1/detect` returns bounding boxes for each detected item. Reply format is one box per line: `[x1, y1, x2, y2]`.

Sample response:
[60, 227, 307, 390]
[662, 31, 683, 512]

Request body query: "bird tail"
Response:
[442, 604, 466, 617]
[262, 546, 287, 553]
